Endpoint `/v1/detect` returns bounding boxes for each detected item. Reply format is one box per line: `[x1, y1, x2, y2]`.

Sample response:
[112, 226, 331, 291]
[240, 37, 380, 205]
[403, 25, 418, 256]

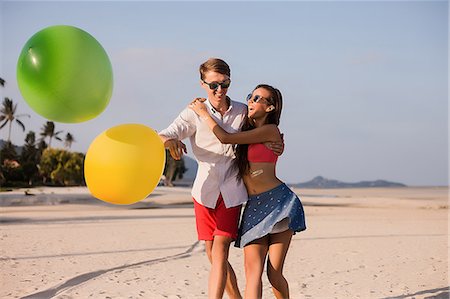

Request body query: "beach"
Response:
[0, 186, 448, 299]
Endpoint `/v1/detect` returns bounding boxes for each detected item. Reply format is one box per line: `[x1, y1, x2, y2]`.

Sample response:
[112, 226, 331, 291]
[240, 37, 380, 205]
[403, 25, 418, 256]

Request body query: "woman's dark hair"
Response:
[234, 84, 283, 179]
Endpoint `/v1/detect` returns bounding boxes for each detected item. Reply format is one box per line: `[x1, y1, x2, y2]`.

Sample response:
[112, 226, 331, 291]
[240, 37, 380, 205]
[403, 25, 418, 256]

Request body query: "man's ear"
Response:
[200, 80, 210, 93]
[266, 105, 275, 112]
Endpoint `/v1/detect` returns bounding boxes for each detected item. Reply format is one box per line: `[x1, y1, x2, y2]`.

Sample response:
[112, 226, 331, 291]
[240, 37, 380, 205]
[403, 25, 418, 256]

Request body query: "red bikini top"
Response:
[247, 143, 278, 163]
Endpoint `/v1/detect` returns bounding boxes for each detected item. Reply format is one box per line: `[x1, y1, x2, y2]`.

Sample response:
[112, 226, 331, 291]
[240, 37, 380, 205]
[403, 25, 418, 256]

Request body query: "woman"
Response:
[189, 84, 306, 299]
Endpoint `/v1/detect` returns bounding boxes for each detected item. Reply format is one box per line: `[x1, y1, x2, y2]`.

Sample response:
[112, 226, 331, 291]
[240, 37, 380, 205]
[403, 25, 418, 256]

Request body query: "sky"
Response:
[0, 1, 448, 186]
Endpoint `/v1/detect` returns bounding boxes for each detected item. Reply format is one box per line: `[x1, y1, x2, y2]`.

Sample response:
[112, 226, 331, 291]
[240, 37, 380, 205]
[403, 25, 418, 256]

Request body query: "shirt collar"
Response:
[206, 97, 232, 115]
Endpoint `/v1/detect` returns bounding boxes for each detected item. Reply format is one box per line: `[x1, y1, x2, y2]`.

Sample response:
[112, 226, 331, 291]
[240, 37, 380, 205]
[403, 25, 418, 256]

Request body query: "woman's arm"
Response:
[189, 99, 280, 144]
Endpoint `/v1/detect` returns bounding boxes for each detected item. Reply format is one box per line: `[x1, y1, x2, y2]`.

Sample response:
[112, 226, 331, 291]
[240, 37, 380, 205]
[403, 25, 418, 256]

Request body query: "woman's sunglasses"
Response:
[246, 94, 273, 104]
[202, 79, 231, 90]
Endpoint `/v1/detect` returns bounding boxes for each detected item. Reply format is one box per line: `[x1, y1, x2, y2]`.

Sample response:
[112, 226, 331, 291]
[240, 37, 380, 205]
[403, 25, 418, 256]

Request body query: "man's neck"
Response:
[209, 96, 230, 115]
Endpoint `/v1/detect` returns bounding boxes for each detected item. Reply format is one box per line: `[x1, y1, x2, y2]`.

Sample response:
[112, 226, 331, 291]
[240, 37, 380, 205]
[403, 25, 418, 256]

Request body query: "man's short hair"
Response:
[199, 58, 231, 80]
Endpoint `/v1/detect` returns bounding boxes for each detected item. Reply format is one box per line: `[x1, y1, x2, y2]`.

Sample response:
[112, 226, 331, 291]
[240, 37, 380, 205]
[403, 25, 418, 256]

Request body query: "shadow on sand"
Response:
[381, 286, 449, 299]
[21, 241, 202, 299]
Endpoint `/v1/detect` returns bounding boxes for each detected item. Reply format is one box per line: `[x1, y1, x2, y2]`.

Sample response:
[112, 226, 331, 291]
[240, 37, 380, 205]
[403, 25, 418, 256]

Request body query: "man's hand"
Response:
[164, 139, 187, 160]
[264, 133, 285, 156]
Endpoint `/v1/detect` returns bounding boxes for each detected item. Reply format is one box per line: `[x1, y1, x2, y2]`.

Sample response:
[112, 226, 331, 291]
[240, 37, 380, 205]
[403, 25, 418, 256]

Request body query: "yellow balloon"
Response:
[84, 124, 165, 205]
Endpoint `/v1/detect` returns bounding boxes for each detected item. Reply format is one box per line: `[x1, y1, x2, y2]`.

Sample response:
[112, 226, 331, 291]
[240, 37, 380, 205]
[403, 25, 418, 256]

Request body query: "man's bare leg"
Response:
[206, 239, 242, 299]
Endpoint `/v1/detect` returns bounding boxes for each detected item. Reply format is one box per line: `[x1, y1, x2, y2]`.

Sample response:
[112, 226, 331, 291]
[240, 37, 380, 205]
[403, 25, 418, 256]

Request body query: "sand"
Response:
[0, 186, 448, 299]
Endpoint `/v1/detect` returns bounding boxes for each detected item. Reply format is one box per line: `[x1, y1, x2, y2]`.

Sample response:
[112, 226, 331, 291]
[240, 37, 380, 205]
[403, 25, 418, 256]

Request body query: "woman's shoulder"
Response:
[261, 123, 279, 131]
[260, 124, 281, 140]
[262, 123, 278, 128]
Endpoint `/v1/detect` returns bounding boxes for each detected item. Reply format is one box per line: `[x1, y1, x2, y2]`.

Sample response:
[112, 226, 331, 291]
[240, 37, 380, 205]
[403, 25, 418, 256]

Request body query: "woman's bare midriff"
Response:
[243, 162, 283, 196]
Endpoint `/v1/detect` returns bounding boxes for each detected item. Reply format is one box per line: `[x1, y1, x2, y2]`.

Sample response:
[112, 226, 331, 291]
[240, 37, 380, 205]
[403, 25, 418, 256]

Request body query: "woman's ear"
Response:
[266, 105, 275, 112]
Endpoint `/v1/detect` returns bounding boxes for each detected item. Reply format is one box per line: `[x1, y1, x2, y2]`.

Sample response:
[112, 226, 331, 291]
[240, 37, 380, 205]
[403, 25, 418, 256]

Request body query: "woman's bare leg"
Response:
[243, 236, 269, 299]
[266, 230, 293, 299]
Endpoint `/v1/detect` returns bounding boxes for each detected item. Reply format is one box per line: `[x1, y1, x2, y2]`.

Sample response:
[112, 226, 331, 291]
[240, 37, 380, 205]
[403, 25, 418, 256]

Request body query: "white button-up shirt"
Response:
[159, 98, 248, 208]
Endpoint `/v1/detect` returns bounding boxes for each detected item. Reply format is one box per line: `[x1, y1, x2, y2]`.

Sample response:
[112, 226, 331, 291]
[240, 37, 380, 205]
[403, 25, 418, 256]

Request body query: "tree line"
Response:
[0, 77, 186, 188]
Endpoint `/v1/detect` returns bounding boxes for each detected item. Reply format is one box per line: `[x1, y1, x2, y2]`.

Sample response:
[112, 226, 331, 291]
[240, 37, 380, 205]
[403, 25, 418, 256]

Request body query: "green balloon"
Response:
[17, 25, 113, 123]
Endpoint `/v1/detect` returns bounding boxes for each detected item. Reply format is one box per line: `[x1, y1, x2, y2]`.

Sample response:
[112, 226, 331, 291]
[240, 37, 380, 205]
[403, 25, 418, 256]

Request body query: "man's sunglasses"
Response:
[202, 79, 231, 90]
[246, 94, 273, 104]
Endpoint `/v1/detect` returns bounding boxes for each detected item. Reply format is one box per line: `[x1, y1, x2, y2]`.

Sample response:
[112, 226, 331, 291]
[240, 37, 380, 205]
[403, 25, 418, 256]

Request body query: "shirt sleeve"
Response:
[159, 108, 197, 140]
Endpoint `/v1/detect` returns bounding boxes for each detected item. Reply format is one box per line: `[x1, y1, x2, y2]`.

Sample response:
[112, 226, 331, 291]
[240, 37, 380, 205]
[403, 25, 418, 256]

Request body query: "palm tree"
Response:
[64, 133, 75, 149]
[40, 121, 63, 148]
[22, 131, 38, 161]
[0, 97, 30, 142]
[21, 131, 39, 186]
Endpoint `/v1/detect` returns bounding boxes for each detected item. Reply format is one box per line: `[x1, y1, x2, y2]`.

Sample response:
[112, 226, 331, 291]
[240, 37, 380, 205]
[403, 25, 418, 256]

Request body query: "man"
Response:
[159, 58, 281, 299]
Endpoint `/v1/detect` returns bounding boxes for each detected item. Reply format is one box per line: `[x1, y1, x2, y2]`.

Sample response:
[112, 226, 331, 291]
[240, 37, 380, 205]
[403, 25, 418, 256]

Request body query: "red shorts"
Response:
[193, 194, 242, 241]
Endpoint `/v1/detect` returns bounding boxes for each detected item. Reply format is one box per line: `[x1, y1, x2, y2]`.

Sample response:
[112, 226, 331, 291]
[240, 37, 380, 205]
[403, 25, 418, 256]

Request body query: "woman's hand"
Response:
[189, 98, 209, 118]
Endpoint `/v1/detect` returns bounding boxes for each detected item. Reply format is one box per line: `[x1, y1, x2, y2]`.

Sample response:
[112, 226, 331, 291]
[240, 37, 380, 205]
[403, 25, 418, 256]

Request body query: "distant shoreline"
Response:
[1, 184, 449, 194]
[1, 185, 447, 208]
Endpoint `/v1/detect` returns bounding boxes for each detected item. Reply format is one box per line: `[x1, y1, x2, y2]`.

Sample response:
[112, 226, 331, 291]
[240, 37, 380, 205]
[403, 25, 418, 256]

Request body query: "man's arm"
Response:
[159, 108, 196, 160]
[264, 133, 284, 156]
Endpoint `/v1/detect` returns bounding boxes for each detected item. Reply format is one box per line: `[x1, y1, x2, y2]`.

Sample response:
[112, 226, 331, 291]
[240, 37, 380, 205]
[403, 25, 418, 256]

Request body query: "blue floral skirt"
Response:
[235, 183, 306, 248]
